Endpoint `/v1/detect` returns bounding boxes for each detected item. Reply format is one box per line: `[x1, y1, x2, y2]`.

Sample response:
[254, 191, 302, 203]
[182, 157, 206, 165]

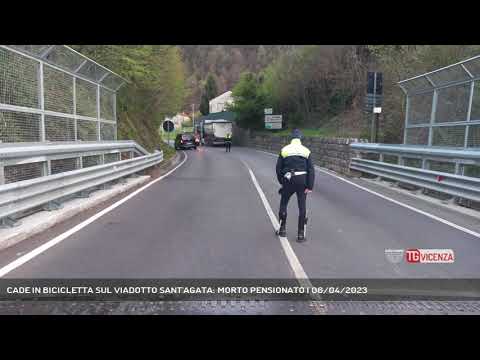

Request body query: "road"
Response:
[1, 145, 480, 313]
[2, 144, 480, 279]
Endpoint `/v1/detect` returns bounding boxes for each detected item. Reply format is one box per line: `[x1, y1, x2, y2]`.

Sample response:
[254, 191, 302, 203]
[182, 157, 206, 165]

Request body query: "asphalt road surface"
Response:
[1, 145, 480, 313]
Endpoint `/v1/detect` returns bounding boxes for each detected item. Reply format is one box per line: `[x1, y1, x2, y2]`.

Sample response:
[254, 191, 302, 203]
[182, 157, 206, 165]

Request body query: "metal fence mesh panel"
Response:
[429, 65, 471, 86]
[44, 46, 84, 72]
[0, 46, 123, 146]
[77, 61, 108, 82]
[75, 78, 97, 118]
[100, 88, 115, 120]
[51, 158, 78, 174]
[43, 65, 73, 114]
[432, 126, 466, 147]
[100, 122, 115, 140]
[470, 82, 480, 121]
[77, 119, 97, 141]
[101, 73, 124, 91]
[435, 83, 470, 123]
[82, 155, 102, 168]
[405, 127, 429, 145]
[463, 165, 480, 178]
[467, 124, 480, 148]
[408, 93, 432, 125]
[4, 162, 44, 183]
[382, 155, 398, 164]
[45, 115, 76, 141]
[121, 152, 132, 160]
[104, 153, 120, 163]
[403, 158, 423, 168]
[0, 110, 40, 143]
[0, 48, 39, 108]
[9, 45, 51, 57]
[427, 160, 455, 174]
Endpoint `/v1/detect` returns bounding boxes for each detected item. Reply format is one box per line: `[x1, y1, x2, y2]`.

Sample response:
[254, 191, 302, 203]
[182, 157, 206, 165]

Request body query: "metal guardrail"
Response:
[349, 142, 480, 203]
[350, 143, 480, 165]
[0, 151, 163, 226]
[350, 158, 480, 202]
[0, 141, 149, 164]
[0, 140, 163, 227]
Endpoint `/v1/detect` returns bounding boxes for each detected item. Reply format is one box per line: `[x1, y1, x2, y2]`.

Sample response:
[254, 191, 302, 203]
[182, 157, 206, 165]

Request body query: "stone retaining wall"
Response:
[245, 134, 368, 176]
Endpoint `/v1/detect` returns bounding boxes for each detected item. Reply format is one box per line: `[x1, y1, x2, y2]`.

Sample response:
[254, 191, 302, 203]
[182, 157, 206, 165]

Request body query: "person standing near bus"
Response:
[225, 132, 232, 152]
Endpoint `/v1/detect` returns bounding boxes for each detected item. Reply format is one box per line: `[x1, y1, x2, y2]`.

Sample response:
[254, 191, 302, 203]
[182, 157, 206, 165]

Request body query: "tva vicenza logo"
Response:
[385, 249, 455, 264]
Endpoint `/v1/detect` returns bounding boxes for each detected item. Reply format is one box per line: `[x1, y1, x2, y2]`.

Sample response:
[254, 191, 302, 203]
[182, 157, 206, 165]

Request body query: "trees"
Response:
[199, 74, 218, 115]
[70, 45, 187, 152]
[228, 72, 267, 130]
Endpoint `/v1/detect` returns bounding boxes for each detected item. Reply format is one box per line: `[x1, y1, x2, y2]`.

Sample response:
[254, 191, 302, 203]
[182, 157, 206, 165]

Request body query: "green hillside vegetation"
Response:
[71, 45, 187, 158]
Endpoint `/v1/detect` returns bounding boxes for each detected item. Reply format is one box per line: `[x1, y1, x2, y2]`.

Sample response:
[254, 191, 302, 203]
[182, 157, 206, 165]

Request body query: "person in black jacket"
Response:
[275, 129, 314, 242]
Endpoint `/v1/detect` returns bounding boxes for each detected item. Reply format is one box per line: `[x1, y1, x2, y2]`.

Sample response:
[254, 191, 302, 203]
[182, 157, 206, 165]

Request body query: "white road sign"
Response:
[265, 115, 282, 123]
[265, 114, 282, 129]
[265, 122, 282, 129]
[264, 108, 273, 115]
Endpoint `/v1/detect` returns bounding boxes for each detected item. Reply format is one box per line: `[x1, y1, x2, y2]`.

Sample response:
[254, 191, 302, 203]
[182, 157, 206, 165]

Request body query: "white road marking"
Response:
[0, 152, 188, 278]
[241, 159, 311, 286]
[255, 149, 480, 239]
[242, 159, 326, 313]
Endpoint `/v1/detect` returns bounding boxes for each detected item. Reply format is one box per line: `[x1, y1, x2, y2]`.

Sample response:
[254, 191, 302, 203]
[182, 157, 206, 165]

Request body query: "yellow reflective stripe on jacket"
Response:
[280, 139, 310, 158]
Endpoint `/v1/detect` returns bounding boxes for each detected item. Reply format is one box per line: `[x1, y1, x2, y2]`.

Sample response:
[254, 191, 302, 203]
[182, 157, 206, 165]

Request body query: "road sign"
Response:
[265, 122, 282, 129]
[264, 108, 273, 115]
[265, 115, 282, 123]
[374, 107, 382, 114]
[265, 115, 282, 130]
[163, 120, 174, 132]
[364, 94, 383, 113]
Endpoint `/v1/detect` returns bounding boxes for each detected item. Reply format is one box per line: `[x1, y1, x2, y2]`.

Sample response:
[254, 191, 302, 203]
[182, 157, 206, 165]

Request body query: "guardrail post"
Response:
[43, 200, 63, 211]
[0, 217, 21, 229]
[42, 160, 51, 177]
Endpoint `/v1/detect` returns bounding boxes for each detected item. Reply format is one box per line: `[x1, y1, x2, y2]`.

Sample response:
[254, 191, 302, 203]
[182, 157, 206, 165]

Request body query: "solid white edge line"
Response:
[0, 151, 188, 278]
[241, 159, 311, 286]
[254, 149, 480, 239]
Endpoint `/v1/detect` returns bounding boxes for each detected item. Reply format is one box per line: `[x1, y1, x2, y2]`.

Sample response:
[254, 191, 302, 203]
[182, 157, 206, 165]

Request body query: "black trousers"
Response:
[225, 142, 231, 152]
[279, 174, 307, 224]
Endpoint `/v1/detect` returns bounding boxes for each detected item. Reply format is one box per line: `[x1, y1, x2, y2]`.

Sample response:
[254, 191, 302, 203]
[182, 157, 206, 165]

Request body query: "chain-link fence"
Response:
[0, 45, 126, 145]
[399, 56, 480, 150]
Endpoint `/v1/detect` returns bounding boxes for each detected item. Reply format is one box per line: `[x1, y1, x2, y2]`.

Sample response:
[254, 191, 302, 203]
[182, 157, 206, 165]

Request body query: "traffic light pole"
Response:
[370, 72, 377, 143]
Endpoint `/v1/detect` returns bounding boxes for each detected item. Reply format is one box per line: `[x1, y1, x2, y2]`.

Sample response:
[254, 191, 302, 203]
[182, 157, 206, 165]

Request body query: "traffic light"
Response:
[367, 72, 383, 95]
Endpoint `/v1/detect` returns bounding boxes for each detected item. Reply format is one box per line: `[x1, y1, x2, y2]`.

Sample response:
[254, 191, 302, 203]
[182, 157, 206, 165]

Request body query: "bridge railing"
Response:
[0, 141, 162, 227]
[349, 143, 480, 206]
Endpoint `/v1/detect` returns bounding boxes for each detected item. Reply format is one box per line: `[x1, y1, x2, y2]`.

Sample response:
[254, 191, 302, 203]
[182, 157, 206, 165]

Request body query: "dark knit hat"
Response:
[291, 129, 303, 139]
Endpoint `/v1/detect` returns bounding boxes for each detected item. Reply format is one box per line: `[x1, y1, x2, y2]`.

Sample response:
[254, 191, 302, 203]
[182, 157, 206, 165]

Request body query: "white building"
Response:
[164, 113, 191, 130]
[209, 91, 234, 113]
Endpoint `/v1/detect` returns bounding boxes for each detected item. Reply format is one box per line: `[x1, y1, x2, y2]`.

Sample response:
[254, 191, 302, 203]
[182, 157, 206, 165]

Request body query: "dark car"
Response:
[175, 133, 197, 150]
